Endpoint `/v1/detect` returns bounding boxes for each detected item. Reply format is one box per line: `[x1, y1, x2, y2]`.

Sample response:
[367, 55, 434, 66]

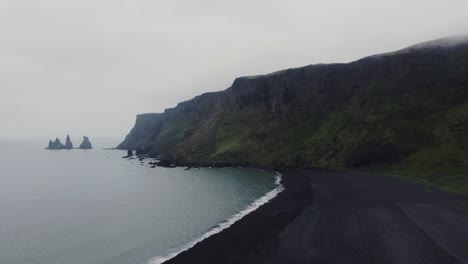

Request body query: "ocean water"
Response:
[0, 138, 281, 264]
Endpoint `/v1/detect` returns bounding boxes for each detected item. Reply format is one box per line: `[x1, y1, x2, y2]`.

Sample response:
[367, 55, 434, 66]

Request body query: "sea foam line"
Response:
[146, 172, 284, 264]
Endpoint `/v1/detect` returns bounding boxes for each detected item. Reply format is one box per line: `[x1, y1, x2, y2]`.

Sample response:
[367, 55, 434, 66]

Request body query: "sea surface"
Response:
[0, 138, 281, 264]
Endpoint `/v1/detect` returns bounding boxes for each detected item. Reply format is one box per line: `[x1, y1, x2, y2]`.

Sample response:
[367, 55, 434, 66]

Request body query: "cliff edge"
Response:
[118, 36, 468, 172]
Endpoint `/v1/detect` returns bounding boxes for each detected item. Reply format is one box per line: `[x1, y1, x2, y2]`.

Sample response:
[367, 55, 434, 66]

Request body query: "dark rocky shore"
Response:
[165, 169, 468, 264]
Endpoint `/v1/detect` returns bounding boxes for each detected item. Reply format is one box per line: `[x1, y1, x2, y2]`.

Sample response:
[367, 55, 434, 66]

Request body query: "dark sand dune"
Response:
[166, 170, 468, 264]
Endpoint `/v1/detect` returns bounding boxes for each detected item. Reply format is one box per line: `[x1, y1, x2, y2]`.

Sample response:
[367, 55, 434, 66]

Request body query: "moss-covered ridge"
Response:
[118, 37, 468, 176]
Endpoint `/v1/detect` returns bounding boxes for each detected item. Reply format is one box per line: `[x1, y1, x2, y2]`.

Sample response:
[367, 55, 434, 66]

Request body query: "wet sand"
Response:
[166, 169, 468, 264]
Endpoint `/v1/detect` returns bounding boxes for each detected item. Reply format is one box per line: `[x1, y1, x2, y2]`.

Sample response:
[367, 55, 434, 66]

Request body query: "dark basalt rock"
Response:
[136, 148, 149, 155]
[46, 137, 65, 149]
[46, 135, 73, 149]
[156, 159, 172, 167]
[64, 135, 73, 149]
[79, 136, 93, 149]
[122, 149, 134, 158]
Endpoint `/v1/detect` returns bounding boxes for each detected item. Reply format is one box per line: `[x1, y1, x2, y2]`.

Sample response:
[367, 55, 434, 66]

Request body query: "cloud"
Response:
[1, 0, 467, 138]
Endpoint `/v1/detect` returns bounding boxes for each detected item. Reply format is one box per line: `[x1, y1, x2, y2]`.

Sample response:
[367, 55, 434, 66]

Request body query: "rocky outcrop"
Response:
[116, 113, 164, 150]
[46, 138, 66, 149]
[64, 135, 73, 149]
[122, 149, 134, 158]
[79, 136, 92, 149]
[46, 135, 73, 149]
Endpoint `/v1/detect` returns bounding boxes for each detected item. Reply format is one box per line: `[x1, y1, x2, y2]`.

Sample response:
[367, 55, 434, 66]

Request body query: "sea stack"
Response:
[46, 137, 65, 149]
[64, 135, 73, 149]
[79, 136, 93, 149]
[46, 135, 74, 149]
[122, 149, 134, 158]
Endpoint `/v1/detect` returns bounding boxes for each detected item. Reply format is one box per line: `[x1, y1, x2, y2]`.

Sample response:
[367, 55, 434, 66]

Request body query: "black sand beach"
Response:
[166, 169, 468, 264]
[165, 171, 314, 264]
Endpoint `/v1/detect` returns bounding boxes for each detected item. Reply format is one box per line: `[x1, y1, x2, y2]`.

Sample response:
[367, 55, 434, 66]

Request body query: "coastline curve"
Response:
[146, 171, 284, 264]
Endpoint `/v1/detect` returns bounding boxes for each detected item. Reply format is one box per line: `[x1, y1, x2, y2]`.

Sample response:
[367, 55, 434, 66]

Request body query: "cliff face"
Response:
[117, 113, 165, 150]
[118, 37, 468, 171]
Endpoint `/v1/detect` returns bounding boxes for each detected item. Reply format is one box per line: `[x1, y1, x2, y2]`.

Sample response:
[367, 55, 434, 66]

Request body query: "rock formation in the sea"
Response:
[46, 135, 73, 149]
[117, 35, 468, 172]
[79, 136, 93, 149]
[46, 137, 65, 149]
[122, 149, 134, 158]
[64, 135, 73, 149]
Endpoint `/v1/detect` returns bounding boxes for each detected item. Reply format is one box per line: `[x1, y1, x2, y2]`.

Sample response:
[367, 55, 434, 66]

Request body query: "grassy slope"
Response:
[119, 42, 468, 193]
[377, 103, 468, 193]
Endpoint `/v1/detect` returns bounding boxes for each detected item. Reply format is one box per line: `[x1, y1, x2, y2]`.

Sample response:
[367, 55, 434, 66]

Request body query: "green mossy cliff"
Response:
[118, 37, 468, 172]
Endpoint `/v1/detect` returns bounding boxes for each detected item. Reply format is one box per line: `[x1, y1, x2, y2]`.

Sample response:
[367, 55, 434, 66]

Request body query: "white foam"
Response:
[146, 172, 284, 264]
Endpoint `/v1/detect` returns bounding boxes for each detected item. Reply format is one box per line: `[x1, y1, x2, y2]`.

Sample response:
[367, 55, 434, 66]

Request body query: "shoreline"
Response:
[163, 170, 314, 264]
[161, 169, 468, 264]
[147, 172, 285, 264]
[122, 154, 468, 263]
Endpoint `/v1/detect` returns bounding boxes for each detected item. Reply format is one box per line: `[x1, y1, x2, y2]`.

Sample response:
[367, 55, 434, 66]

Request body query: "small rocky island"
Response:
[46, 135, 92, 150]
[79, 136, 93, 149]
[46, 135, 73, 149]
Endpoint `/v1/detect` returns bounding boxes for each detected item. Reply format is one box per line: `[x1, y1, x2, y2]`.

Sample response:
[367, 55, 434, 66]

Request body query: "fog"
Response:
[1, 0, 467, 139]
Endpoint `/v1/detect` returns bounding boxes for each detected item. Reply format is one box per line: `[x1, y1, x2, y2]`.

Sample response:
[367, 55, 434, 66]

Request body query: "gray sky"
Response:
[1, 0, 467, 139]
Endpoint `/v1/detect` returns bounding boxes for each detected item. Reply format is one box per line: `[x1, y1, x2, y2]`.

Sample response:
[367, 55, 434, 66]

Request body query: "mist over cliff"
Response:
[118, 36, 468, 172]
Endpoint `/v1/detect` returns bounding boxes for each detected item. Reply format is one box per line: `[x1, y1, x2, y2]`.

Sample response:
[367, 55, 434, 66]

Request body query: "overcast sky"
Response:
[1, 0, 467, 139]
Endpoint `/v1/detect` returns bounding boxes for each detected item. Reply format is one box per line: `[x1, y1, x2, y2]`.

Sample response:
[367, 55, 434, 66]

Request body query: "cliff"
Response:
[118, 36, 468, 172]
